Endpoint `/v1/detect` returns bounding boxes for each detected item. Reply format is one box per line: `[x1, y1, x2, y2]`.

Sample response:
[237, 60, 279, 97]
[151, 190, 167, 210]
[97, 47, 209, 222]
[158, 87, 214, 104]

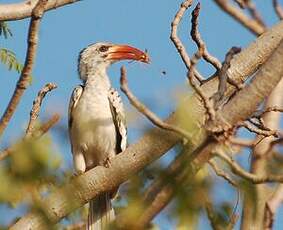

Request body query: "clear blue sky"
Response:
[0, 0, 281, 229]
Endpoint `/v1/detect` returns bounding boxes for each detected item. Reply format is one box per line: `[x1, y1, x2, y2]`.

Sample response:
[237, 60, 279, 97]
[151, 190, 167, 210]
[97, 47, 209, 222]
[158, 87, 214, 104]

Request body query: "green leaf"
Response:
[0, 22, 12, 39]
[0, 48, 23, 73]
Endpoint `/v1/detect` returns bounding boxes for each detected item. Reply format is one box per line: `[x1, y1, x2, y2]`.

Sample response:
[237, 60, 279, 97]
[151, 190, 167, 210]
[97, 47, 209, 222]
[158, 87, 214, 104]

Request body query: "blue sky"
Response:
[0, 0, 281, 229]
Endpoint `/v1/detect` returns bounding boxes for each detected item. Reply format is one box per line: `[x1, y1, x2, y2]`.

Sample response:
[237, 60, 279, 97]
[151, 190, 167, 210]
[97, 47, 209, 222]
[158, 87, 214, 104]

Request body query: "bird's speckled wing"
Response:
[108, 88, 127, 153]
[68, 85, 84, 130]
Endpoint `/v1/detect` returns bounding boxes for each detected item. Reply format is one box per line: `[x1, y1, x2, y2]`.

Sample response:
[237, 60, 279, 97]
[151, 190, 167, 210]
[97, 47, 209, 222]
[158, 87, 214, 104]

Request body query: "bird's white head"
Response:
[78, 42, 150, 81]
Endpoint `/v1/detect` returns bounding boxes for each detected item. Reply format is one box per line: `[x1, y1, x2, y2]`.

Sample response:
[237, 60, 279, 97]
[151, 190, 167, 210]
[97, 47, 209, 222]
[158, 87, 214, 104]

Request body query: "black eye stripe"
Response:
[99, 46, 109, 52]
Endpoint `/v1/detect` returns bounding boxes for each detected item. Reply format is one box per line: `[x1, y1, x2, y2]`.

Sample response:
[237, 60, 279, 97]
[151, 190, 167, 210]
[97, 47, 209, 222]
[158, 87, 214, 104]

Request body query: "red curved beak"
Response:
[106, 45, 150, 63]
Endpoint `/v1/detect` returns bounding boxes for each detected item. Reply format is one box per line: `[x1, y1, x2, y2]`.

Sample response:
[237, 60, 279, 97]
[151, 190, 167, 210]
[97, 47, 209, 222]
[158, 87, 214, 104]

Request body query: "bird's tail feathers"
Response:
[87, 193, 115, 230]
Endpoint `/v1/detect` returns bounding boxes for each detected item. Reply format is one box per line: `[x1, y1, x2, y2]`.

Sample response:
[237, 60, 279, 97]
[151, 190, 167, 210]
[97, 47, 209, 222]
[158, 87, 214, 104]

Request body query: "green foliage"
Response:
[0, 22, 12, 39]
[0, 137, 62, 206]
[0, 48, 23, 73]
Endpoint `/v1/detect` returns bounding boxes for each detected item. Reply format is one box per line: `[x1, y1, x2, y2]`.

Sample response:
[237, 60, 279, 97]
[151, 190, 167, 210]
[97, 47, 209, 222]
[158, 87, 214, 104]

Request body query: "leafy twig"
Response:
[0, 48, 23, 73]
[0, 22, 12, 38]
[0, 113, 60, 161]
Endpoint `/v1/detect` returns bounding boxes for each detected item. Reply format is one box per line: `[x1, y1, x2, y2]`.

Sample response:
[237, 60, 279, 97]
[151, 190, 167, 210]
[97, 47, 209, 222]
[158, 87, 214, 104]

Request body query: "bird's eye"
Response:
[99, 46, 109, 52]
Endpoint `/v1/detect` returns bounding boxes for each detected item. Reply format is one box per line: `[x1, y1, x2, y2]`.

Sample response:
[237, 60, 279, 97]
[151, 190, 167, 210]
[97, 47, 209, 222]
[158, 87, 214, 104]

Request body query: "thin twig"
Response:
[190, 3, 222, 71]
[244, 0, 266, 27]
[188, 54, 216, 121]
[273, 0, 283, 20]
[211, 47, 242, 108]
[234, 0, 246, 8]
[0, 0, 48, 137]
[170, 0, 204, 83]
[240, 121, 279, 137]
[214, 151, 283, 183]
[209, 159, 238, 187]
[120, 67, 192, 140]
[203, 195, 220, 230]
[213, 0, 265, 36]
[26, 83, 57, 137]
[229, 137, 255, 147]
[0, 114, 60, 161]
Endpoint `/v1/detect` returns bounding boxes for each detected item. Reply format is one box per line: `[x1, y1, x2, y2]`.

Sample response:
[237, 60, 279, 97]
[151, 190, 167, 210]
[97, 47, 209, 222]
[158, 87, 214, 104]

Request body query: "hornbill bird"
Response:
[68, 42, 149, 229]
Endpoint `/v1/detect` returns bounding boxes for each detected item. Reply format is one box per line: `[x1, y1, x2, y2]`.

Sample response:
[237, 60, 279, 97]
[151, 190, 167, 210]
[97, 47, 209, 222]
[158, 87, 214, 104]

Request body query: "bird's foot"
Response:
[103, 157, 112, 168]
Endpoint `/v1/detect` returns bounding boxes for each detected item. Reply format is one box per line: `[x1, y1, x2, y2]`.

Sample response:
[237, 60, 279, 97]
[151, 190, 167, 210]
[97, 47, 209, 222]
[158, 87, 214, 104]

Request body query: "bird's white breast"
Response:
[71, 82, 117, 168]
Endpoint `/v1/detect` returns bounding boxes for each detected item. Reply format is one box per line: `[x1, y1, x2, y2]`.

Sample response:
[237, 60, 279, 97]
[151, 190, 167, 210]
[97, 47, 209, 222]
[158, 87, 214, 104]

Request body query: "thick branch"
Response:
[0, 0, 82, 21]
[0, 0, 48, 137]
[10, 20, 283, 230]
[126, 36, 283, 227]
[207, 40, 283, 132]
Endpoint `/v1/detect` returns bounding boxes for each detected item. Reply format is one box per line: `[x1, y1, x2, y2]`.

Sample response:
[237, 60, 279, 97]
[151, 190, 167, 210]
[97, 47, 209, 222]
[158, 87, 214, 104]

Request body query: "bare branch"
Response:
[264, 185, 283, 229]
[209, 159, 238, 187]
[26, 83, 57, 137]
[240, 121, 279, 137]
[188, 54, 216, 120]
[0, 0, 82, 21]
[229, 137, 255, 147]
[0, 0, 48, 137]
[206, 40, 283, 134]
[273, 0, 283, 20]
[214, 151, 283, 183]
[213, 0, 265, 36]
[120, 66, 192, 140]
[244, 0, 266, 27]
[191, 3, 222, 71]
[212, 47, 241, 107]
[170, 0, 204, 82]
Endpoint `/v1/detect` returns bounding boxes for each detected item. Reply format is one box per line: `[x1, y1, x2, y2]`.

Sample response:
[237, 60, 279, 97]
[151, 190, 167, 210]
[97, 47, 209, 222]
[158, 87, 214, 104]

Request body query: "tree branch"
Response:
[0, 0, 48, 137]
[170, 0, 204, 82]
[120, 66, 192, 140]
[26, 83, 57, 137]
[273, 0, 283, 20]
[121, 37, 283, 228]
[10, 20, 283, 230]
[213, 0, 265, 35]
[0, 0, 82, 21]
[214, 150, 283, 183]
[190, 3, 222, 71]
